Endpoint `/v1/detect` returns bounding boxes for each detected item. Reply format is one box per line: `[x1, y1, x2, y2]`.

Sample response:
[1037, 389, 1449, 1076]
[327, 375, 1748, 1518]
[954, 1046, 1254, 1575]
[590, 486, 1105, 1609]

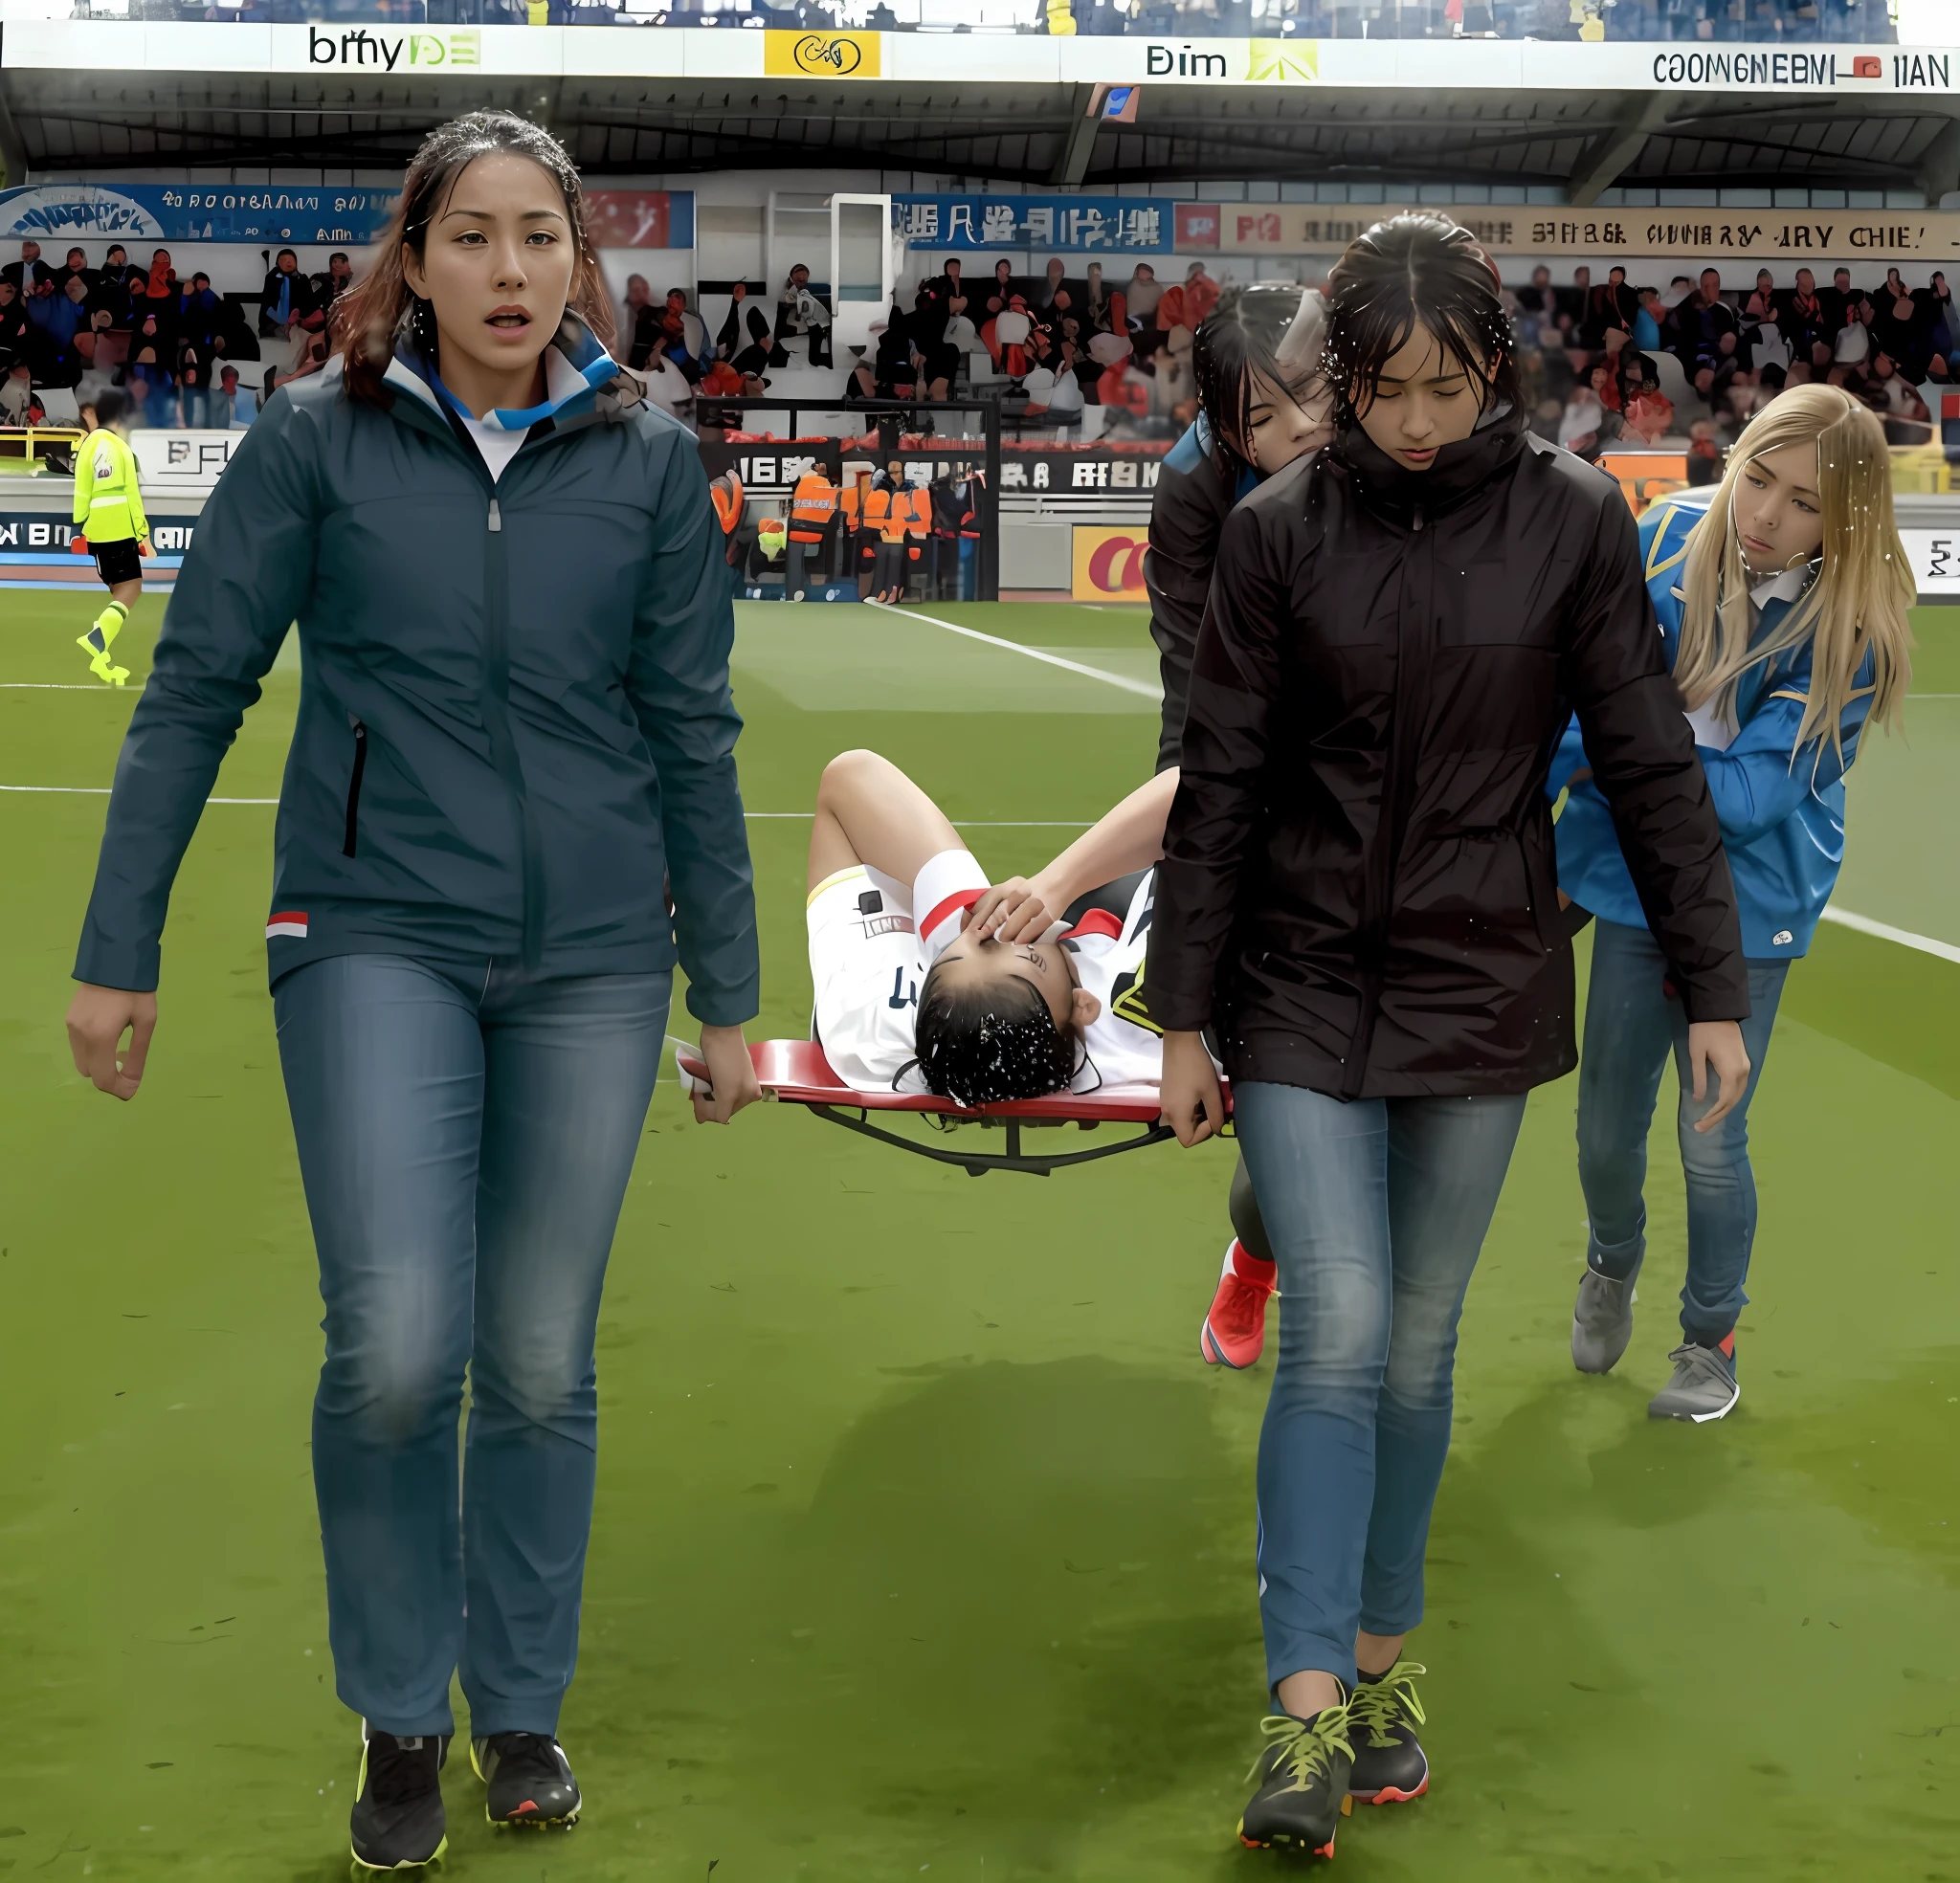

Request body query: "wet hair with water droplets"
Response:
[1322, 212, 1518, 427]
[909, 962, 1078, 1108]
[1192, 282, 1329, 487]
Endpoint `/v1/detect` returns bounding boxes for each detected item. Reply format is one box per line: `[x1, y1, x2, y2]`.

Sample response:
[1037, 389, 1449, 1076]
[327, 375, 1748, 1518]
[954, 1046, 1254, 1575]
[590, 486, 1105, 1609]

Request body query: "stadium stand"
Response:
[47, 0, 1909, 40]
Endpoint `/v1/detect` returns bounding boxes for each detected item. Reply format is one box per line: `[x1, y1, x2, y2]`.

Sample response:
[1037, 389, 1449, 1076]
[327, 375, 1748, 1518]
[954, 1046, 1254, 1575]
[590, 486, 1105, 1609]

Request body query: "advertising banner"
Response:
[1173, 200, 1960, 263]
[764, 29, 880, 78]
[0, 511, 195, 557]
[898, 195, 1173, 255]
[0, 183, 692, 250]
[697, 440, 845, 496]
[7, 23, 1960, 97]
[1003, 449, 1165, 495]
[1072, 523, 1150, 602]
[0, 182, 399, 247]
[1904, 529, 1960, 593]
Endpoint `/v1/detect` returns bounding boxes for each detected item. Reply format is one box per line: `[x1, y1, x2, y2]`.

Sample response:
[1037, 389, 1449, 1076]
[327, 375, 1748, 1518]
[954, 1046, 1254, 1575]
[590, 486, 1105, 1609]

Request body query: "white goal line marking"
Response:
[868, 601, 1163, 700]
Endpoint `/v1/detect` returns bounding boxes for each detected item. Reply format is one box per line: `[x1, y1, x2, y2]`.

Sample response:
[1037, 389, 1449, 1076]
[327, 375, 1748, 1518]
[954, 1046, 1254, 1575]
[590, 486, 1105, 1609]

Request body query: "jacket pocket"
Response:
[1517, 828, 1560, 953]
[342, 715, 368, 859]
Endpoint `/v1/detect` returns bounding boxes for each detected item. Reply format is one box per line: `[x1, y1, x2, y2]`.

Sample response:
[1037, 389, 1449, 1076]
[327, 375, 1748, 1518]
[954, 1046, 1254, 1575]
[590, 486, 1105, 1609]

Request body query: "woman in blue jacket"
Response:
[64, 113, 761, 1869]
[1555, 385, 1911, 1423]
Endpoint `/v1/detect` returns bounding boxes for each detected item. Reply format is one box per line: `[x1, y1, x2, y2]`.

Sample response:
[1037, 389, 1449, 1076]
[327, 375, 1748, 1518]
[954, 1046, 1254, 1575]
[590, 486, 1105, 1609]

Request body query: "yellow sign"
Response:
[1246, 38, 1319, 83]
[1072, 524, 1150, 604]
[765, 30, 880, 79]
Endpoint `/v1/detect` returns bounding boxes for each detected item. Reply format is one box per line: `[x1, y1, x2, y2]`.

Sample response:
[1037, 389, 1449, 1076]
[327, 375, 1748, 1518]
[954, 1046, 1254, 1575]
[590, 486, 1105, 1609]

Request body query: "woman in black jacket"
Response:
[1144, 284, 1333, 1372]
[1148, 216, 1753, 1857]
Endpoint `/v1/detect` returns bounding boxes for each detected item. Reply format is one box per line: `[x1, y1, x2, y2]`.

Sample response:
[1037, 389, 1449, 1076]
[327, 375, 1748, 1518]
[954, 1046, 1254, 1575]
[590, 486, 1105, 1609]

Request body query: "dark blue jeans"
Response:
[274, 954, 670, 1739]
[1235, 1082, 1527, 1693]
[1576, 918, 1788, 1347]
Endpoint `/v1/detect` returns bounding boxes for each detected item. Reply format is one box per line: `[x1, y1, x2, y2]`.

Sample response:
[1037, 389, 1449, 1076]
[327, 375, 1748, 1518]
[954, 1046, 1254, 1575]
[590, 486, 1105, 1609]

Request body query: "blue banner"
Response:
[896, 195, 1174, 255]
[0, 183, 400, 247]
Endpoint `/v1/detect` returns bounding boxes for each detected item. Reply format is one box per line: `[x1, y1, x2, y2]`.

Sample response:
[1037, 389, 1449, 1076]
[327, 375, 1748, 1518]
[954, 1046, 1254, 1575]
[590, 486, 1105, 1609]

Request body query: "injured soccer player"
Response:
[804, 747, 1277, 1365]
[804, 747, 1189, 1106]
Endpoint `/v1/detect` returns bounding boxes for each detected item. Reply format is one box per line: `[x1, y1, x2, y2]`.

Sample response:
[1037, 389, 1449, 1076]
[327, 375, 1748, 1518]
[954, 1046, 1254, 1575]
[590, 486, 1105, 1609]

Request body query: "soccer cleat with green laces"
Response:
[1347, 1659, 1430, 1804]
[1237, 1702, 1354, 1856]
[349, 1725, 449, 1871]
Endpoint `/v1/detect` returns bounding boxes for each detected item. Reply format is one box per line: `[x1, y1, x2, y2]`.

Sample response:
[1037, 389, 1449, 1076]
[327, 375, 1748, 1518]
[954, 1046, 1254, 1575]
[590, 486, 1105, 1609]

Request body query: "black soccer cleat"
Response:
[1347, 1659, 1430, 1804]
[1237, 1702, 1354, 1857]
[471, 1732, 582, 1828]
[349, 1725, 450, 1871]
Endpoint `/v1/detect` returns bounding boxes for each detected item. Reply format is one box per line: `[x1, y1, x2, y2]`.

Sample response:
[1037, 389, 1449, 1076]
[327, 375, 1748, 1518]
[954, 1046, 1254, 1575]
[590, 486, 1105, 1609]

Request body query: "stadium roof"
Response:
[4, 23, 1960, 201]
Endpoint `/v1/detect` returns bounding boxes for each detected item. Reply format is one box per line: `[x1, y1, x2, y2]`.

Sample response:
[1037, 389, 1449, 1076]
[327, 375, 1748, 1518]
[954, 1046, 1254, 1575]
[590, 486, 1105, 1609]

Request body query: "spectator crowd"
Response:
[823, 256, 1214, 433]
[1507, 258, 1955, 472]
[0, 236, 355, 433]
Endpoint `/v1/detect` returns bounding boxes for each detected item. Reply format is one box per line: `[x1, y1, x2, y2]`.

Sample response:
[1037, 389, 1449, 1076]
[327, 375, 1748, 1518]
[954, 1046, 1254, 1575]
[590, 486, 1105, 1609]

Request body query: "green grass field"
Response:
[3, 589, 1958, 1881]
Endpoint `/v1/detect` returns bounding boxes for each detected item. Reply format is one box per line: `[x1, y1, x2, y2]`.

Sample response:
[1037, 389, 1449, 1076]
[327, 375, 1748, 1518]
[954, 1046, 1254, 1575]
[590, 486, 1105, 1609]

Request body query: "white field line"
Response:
[868, 600, 1162, 700]
[9, 785, 1949, 958]
[1817, 904, 1960, 966]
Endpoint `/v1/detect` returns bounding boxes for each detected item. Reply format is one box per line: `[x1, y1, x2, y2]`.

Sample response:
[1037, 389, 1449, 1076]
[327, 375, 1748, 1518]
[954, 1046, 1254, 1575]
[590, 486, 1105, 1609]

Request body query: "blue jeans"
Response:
[1575, 918, 1787, 1347]
[1235, 1082, 1527, 1693]
[274, 954, 670, 1739]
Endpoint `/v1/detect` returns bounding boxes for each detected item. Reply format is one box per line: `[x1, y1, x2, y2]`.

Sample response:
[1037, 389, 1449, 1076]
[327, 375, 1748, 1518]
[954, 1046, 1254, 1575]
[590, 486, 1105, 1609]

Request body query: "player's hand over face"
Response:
[692, 1024, 763, 1125]
[966, 875, 1064, 945]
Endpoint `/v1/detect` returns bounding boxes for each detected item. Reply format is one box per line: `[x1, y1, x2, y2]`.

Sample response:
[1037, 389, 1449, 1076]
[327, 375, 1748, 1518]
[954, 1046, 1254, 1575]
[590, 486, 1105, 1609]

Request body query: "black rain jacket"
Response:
[1148, 415, 1749, 1100]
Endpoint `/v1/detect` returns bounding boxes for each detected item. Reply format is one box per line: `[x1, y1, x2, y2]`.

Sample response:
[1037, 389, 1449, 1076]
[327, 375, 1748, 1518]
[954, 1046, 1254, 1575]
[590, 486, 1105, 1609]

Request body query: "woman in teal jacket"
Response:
[1553, 386, 1910, 1424]
[65, 113, 761, 1868]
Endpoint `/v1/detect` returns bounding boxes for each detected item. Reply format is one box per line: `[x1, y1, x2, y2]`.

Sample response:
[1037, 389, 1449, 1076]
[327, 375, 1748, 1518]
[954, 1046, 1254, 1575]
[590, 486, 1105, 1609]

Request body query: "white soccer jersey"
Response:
[807, 857, 1172, 1097]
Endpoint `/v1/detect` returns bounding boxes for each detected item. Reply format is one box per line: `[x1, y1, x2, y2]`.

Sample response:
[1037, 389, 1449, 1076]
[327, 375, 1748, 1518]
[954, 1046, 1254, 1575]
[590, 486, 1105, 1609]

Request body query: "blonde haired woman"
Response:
[1555, 384, 1912, 1421]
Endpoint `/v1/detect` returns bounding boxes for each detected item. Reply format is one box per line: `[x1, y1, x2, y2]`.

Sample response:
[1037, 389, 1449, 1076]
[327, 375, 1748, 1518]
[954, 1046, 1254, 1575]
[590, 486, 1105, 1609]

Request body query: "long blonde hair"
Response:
[1675, 384, 1912, 760]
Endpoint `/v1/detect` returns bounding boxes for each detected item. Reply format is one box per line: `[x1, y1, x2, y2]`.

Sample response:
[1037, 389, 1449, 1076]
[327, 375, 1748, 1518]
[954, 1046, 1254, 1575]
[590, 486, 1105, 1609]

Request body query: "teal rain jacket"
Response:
[1552, 490, 1877, 960]
[75, 318, 759, 1025]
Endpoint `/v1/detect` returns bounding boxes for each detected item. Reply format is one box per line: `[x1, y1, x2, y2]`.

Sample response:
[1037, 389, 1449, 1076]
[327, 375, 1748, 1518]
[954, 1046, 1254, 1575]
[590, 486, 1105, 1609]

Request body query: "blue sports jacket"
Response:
[1553, 490, 1875, 959]
[75, 317, 760, 1025]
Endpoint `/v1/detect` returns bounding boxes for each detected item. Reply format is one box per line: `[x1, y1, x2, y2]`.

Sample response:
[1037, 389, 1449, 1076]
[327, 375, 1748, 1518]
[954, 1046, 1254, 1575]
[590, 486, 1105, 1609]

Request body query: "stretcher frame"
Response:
[675, 1039, 1230, 1178]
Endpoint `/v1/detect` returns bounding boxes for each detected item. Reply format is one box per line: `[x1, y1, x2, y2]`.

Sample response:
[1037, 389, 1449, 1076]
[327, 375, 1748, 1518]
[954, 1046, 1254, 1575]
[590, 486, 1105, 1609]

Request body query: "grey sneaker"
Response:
[1571, 1265, 1638, 1374]
[1648, 1339, 1740, 1423]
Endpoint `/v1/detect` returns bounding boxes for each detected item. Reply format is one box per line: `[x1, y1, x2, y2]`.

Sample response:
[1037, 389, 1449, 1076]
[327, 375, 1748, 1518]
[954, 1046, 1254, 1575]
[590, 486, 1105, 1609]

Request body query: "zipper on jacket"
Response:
[1341, 508, 1437, 1100]
[342, 716, 368, 859]
[478, 492, 546, 969]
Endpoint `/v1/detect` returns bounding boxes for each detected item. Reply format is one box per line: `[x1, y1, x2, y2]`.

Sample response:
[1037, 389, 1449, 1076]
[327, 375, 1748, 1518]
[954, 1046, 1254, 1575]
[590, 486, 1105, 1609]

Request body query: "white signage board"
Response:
[6, 22, 1959, 97]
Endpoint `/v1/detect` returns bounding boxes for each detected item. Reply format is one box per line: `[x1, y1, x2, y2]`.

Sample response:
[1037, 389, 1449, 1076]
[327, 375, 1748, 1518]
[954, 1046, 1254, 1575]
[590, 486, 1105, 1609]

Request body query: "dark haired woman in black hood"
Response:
[1147, 214, 1753, 1857]
[1144, 282, 1335, 1379]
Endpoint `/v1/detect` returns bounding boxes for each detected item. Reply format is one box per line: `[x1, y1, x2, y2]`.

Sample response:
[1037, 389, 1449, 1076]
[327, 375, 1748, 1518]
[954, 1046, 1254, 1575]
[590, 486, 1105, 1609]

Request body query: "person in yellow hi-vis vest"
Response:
[69, 387, 150, 688]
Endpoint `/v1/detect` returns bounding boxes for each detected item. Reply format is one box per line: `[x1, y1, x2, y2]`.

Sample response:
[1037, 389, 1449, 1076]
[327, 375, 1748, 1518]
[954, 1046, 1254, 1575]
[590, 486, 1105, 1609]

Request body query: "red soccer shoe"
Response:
[1201, 1238, 1278, 1369]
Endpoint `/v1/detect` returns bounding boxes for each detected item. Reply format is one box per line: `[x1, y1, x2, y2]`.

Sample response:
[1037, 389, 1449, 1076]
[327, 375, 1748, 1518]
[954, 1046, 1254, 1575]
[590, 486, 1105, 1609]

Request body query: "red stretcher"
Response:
[675, 1038, 1232, 1178]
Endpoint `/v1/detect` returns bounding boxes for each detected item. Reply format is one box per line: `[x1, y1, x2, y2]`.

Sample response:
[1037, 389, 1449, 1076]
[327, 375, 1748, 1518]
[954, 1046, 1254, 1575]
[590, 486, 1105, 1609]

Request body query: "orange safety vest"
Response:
[838, 482, 863, 530]
[708, 470, 745, 566]
[867, 486, 909, 545]
[789, 471, 837, 543]
[900, 485, 931, 558]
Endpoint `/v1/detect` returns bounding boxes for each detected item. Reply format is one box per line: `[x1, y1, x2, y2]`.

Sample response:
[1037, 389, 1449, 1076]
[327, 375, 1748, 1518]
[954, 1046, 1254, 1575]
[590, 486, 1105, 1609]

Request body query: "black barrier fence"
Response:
[696, 396, 1003, 603]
